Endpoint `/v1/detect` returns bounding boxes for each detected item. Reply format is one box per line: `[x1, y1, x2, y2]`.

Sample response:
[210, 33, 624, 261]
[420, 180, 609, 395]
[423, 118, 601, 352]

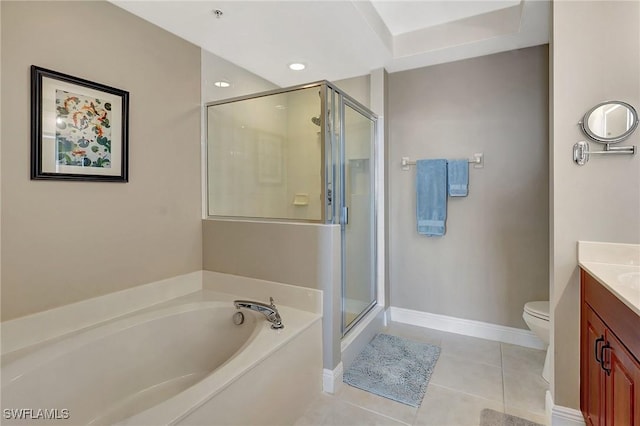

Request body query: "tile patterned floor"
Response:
[294, 322, 549, 426]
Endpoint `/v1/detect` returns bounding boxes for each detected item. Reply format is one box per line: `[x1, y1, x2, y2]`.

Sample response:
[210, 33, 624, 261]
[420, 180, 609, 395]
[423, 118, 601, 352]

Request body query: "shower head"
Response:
[311, 116, 321, 127]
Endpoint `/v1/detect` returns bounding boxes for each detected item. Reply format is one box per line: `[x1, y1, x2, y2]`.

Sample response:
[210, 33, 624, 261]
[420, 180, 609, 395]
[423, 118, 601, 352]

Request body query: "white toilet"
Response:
[523, 301, 551, 382]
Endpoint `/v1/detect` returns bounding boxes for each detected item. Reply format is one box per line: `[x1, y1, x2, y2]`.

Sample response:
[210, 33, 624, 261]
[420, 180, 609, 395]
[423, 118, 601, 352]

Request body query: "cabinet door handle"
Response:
[600, 342, 611, 376]
[594, 335, 605, 363]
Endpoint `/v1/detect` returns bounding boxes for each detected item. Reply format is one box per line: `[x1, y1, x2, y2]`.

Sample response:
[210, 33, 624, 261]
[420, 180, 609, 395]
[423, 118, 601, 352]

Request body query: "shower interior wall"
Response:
[207, 88, 322, 221]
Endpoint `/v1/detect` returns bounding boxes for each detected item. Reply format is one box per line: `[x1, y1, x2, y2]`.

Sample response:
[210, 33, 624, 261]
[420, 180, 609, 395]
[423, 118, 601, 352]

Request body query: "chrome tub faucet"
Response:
[233, 297, 284, 329]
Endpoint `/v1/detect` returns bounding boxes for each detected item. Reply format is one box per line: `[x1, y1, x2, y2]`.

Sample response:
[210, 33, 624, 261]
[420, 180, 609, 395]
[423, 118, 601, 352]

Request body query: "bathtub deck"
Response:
[2, 286, 323, 426]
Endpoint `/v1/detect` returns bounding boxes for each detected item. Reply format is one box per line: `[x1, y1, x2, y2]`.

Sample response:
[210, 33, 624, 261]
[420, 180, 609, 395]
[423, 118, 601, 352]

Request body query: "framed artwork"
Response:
[31, 65, 129, 182]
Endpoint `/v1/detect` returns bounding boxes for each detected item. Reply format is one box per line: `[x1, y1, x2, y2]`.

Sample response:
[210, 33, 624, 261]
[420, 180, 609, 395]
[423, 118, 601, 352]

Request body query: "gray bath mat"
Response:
[343, 333, 440, 407]
[480, 409, 544, 426]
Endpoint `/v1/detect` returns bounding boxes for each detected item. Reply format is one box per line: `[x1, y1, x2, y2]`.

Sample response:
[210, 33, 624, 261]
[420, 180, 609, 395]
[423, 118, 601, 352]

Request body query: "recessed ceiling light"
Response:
[213, 80, 231, 88]
[288, 63, 306, 71]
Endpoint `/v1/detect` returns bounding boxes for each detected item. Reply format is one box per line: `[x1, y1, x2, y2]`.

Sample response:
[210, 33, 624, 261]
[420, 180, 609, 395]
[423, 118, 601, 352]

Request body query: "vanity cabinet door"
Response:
[582, 305, 607, 426]
[604, 330, 640, 426]
[581, 268, 640, 426]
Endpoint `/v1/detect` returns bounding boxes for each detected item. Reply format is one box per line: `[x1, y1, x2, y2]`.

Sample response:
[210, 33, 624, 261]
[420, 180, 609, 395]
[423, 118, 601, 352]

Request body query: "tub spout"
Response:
[233, 297, 284, 330]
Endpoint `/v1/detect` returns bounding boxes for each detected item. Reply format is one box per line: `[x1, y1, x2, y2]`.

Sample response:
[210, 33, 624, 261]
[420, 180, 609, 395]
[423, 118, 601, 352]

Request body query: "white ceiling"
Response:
[370, 0, 519, 35]
[111, 0, 550, 88]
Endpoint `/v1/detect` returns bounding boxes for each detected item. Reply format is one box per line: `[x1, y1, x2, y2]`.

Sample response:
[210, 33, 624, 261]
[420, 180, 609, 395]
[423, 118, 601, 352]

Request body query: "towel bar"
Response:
[401, 153, 484, 171]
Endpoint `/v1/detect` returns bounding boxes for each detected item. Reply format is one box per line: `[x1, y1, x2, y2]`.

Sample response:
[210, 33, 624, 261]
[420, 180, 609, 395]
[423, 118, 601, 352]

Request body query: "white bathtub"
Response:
[1, 288, 322, 425]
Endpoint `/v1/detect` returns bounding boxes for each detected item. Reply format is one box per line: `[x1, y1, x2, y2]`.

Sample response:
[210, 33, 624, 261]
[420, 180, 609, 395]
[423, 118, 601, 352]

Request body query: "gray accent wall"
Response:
[388, 45, 550, 329]
[1, 1, 203, 320]
[551, 1, 640, 410]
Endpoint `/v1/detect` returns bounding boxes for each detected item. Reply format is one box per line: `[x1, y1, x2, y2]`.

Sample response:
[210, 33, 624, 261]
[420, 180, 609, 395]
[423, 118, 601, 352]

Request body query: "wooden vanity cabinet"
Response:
[580, 268, 640, 426]
[582, 304, 606, 426]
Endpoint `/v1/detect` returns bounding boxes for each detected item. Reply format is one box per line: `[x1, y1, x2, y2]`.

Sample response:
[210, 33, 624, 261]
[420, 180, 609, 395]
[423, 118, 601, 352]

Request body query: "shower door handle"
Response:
[342, 206, 349, 225]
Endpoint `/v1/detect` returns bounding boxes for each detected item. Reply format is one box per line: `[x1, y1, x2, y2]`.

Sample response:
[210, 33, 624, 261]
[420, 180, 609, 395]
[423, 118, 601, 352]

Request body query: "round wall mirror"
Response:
[580, 101, 639, 144]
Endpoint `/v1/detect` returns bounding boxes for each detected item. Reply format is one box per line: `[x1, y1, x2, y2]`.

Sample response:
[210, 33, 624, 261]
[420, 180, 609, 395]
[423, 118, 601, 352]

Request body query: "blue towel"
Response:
[416, 159, 447, 236]
[447, 159, 469, 197]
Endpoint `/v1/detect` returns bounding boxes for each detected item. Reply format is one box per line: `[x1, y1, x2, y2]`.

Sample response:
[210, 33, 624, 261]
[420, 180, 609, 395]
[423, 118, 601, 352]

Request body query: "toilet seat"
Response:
[524, 301, 549, 321]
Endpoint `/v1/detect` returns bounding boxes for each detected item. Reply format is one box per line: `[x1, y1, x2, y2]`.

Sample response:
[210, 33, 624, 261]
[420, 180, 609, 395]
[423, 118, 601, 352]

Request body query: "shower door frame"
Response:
[337, 93, 378, 336]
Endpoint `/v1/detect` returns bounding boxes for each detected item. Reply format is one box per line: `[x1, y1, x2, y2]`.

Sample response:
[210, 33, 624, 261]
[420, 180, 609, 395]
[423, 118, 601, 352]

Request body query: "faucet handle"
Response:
[269, 297, 276, 308]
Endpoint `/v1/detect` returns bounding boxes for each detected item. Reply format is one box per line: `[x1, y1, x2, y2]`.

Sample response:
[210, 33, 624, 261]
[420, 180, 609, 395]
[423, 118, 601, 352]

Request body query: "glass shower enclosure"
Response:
[206, 81, 377, 335]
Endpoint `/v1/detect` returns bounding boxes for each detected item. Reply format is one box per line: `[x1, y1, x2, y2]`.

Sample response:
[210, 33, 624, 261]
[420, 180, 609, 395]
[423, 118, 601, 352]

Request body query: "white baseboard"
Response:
[546, 390, 554, 425]
[323, 362, 344, 394]
[546, 390, 585, 426]
[389, 306, 546, 350]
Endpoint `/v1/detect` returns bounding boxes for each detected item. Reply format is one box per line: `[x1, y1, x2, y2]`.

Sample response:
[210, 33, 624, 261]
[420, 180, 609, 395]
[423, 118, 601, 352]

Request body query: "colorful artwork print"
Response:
[55, 90, 112, 168]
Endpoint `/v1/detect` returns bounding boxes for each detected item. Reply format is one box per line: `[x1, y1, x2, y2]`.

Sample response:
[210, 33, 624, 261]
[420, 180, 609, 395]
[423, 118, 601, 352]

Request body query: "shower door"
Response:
[341, 98, 376, 334]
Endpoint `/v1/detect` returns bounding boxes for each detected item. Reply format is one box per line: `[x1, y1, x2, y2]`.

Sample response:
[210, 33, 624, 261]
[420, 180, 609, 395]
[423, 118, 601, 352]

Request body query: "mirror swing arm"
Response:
[573, 141, 637, 166]
[573, 100, 638, 166]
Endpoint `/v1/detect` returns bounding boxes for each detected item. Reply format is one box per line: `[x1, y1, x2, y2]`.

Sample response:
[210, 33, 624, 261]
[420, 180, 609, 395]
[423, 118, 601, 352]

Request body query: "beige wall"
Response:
[202, 49, 278, 103]
[551, 1, 640, 409]
[1, 1, 203, 320]
[202, 219, 343, 369]
[0, 1, 3, 311]
[388, 45, 550, 329]
[333, 75, 371, 108]
[203, 220, 325, 289]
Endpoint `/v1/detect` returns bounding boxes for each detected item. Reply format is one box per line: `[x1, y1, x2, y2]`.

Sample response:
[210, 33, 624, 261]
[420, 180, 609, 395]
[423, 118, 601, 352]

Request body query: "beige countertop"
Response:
[578, 241, 640, 317]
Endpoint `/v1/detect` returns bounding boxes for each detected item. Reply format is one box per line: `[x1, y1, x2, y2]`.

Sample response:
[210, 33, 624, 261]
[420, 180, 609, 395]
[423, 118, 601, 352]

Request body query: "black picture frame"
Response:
[31, 65, 129, 182]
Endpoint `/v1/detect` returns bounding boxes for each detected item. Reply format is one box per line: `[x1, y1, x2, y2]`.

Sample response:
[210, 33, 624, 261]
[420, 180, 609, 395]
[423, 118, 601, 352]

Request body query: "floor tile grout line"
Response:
[500, 343, 507, 413]
[340, 399, 413, 426]
[500, 344, 550, 418]
[503, 405, 548, 418]
[341, 327, 547, 425]
[339, 387, 419, 417]
[436, 350, 503, 370]
[424, 383, 505, 405]
[429, 356, 504, 398]
[409, 407, 420, 426]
